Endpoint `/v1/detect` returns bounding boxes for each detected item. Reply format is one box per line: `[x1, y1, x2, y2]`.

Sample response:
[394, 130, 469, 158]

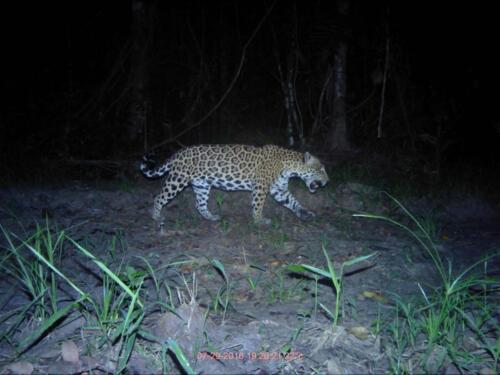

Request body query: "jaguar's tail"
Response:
[140, 155, 169, 178]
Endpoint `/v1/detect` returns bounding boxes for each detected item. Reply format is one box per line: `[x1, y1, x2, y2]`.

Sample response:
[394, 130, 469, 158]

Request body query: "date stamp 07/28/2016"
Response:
[197, 351, 304, 362]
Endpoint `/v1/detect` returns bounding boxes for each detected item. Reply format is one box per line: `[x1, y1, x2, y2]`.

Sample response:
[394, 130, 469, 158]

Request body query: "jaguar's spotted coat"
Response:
[140, 144, 329, 226]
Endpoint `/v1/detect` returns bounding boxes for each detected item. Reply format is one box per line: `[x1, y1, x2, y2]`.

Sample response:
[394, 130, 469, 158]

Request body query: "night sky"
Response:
[2, 1, 499, 182]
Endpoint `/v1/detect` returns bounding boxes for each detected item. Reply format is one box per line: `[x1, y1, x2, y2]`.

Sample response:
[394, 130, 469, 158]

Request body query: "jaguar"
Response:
[140, 144, 329, 226]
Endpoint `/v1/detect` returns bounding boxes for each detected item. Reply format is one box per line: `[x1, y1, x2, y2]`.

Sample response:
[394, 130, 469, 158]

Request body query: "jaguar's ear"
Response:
[304, 152, 312, 164]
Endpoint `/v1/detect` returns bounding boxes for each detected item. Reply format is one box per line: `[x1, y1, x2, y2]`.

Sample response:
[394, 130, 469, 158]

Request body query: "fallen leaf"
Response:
[348, 326, 370, 340]
[61, 340, 80, 363]
[360, 290, 387, 303]
[270, 259, 283, 267]
[233, 291, 250, 302]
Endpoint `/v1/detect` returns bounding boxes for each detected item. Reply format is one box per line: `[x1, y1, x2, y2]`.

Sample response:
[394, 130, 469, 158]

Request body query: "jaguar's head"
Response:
[302, 152, 329, 193]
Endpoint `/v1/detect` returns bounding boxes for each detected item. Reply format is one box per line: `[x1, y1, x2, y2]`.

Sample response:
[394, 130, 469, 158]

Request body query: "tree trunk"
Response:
[216, 5, 230, 138]
[284, 46, 299, 148]
[128, 0, 151, 148]
[327, 0, 350, 152]
[275, 40, 299, 148]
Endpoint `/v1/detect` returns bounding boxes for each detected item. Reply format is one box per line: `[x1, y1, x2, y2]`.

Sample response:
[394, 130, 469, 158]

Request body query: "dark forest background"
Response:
[2, 0, 499, 188]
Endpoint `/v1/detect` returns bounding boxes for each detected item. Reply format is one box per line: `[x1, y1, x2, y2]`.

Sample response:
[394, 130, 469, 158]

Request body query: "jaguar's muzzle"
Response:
[308, 180, 321, 193]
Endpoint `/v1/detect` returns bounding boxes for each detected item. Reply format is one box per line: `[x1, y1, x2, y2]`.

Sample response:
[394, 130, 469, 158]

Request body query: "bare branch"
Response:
[75, 41, 133, 119]
[377, 37, 390, 138]
[150, 0, 277, 152]
[311, 66, 333, 136]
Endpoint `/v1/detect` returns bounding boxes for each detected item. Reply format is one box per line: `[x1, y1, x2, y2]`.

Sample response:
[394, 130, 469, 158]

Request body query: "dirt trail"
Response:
[0, 181, 499, 374]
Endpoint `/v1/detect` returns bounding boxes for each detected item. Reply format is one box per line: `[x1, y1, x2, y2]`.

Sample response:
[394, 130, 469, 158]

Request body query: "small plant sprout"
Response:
[288, 245, 376, 328]
[210, 259, 231, 323]
[215, 192, 224, 214]
[219, 218, 230, 233]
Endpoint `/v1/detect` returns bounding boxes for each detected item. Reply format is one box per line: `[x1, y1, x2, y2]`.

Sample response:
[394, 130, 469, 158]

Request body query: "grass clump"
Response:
[355, 192, 500, 374]
[0, 221, 194, 374]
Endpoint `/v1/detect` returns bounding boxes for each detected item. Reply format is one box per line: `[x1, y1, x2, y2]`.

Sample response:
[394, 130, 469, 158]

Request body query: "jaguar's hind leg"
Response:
[152, 175, 187, 224]
[251, 183, 271, 225]
[192, 180, 220, 221]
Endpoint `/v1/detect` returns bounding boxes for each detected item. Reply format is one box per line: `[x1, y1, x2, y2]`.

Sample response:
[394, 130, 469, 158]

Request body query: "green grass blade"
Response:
[449, 253, 500, 294]
[121, 281, 143, 336]
[211, 259, 228, 282]
[18, 297, 85, 353]
[166, 338, 195, 375]
[21, 240, 87, 298]
[287, 264, 331, 279]
[319, 302, 334, 320]
[353, 211, 447, 282]
[68, 237, 143, 308]
[322, 245, 338, 284]
[134, 255, 160, 294]
[0, 290, 46, 341]
[116, 331, 138, 374]
[342, 252, 377, 268]
[1, 226, 37, 294]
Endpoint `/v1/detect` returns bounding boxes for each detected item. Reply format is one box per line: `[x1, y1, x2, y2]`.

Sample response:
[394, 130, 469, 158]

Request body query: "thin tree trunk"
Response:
[217, 5, 230, 136]
[377, 37, 390, 139]
[328, 42, 350, 151]
[273, 3, 304, 149]
[128, 0, 151, 146]
[285, 47, 298, 147]
[327, 0, 350, 152]
[276, 43, 298, 148]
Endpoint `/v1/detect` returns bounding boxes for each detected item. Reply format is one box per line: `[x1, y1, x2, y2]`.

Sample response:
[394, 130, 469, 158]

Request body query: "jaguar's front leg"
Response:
[251, 184, 271, 225]
[270, 183, 315, 221]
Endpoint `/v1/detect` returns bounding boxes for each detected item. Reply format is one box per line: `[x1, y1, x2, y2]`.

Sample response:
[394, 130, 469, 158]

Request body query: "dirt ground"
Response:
[0, 178, 499, 374]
